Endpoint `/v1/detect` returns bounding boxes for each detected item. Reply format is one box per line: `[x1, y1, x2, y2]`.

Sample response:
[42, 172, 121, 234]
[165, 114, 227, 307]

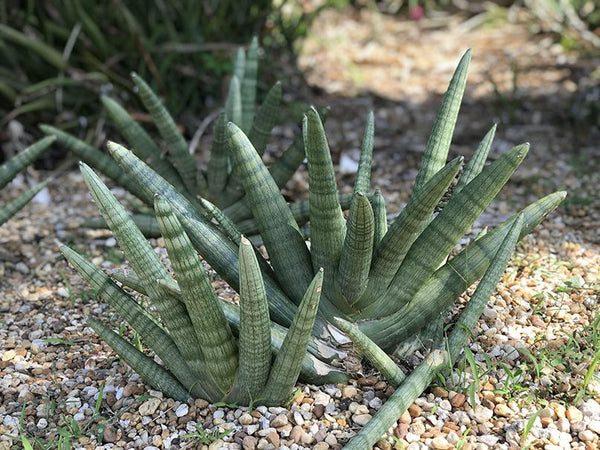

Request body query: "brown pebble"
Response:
[266, 431, 280, 447]
[313, 403, 325, 418]
[290, 425, 304, 444]
[102, 425, 118, 443]
[450, 393, 466, 408]
[408, 404, 422, 417]
[431, 386, 448, 398]
[375, 438, 392, 449]
[357, 376, 378, 387]
[243, 435, 258, 450]
[374, 381, 387, 390]
[395, 423, 409, 439]
[399, 410, 411, 424]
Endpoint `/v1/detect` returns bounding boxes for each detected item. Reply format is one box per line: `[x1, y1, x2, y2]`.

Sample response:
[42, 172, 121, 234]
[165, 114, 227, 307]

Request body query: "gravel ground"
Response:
[1, 5, 600, 450]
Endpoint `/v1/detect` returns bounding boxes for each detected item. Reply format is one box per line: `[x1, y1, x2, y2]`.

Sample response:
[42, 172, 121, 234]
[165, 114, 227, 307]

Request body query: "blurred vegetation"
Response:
[0, 0, 343, 152]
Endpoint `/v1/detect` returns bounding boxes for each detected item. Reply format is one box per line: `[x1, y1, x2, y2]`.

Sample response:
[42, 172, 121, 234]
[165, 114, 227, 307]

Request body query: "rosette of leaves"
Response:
[71, 50, 563, 416]
[60, 162, 347, 404]
[0, 136, 55, 225]
[98, 50, 564, 350]
[40, 39, 348, 239]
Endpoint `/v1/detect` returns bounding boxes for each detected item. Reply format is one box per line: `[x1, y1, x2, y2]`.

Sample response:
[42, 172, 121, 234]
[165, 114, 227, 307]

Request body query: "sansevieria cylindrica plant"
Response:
[97, 50, 564, 356]
[60, 162, 347, 405]
[40, 39, 346, 239]
[0, 136, 55, 226]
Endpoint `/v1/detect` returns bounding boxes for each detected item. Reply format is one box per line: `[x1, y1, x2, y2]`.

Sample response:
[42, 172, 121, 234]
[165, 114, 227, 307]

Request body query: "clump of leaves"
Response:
[60, 163, 346, 405]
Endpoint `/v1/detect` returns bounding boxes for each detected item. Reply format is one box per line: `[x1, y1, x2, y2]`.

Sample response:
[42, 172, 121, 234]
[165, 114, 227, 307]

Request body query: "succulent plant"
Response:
[40, 39, 346, 239]
[60, 162, 347, 405]
[58, 49, 564, 442]
[0, 136, 55, 226]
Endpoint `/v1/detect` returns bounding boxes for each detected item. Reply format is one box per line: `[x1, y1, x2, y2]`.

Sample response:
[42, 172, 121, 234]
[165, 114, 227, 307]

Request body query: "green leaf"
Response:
[131, 72, 199, 195]
[0, 182, 46, 226]
[227, 122, 314, 304]
[344, 350, 447, 449]
[334, 317, 405, 387]
[304, 107, 346, 279]
[356, 157, 462, 314]
[79, 163, 209, 387]
[0, 24, 67, 70]
[0, 136, 55, 189]
[371, 190, 387, 252]
[241, 37, 259, 132]
[338, 193, 374, 306]
[59, 245, 207, 398]
[447, 213, 524, 363]
[88, 318, 191, 402]
[261, 269, 323, 405]
[353, 111, 374, 194]
[227, 237, 272, 404]
[155, 195, 238, 392]
[454, 124, 496, 194]
[207, 113, 229, 198]
[101, 96, 184, 190]
[248, 81, 282, 156]
[413, 50, 471, 192]
[384, 144, 528, 314]
[226, 75, 243, 127]
[81, 213, 161, 238]
[357, 191, 566, 351]
[39, 125, 147, 201]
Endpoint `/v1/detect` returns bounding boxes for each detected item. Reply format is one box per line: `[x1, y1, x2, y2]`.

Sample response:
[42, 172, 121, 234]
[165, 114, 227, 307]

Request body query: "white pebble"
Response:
[175, 403, 189, 417]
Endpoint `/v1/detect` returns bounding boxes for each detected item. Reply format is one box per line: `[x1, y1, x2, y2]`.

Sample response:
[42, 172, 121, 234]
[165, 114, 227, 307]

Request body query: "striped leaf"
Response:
[131, 73, 198, 195]
[226, 75, 243, 127]
[353, 111, 374, 194]
[384, 144, 528, 314]
[355, 157, 462, 314]
[455, 124, 497, 194]
[0, 136, 55, 189]
[334, 318, 405, 387]
[447, 213, 523, 363]
[107, 143, 305, 332]
[338, 193, 374, 306]
[39, 125, 147, 200]
[101, 96, 184, 190]
[155, 196, 238, 392]
[269, 107, 330, 189]
[227, 122, 314, 304]
[59, 245, 207, 398]
[413, 50, 471, 192]
[344, 350, 447, 449]
[248, 81, 282, 156]
[233, 47, 246, 82]
[241, 37, 259, 132]
[88, 318, 191, 402]
[0, 24, 67, 70]
[304, 107, 346, 280]
[82, 213, 161, 238]
[261, 269, 323, 405]
[371, 190, 387, 252]
[357, 191, 565, 351]
[228, 237, 272, 404]
[79, 163, 209, 387]
[0, 182, 46, 226]
[207, 113, 229, 198]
